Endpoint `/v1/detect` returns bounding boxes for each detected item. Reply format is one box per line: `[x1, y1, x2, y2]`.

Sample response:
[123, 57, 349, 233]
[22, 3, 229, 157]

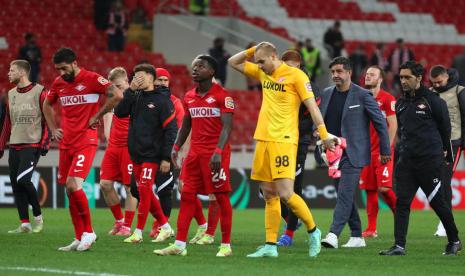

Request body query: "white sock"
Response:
[160, 223, 171, 231]
[199, 223, 207, 229]
[116, 219, 124, 223]
[134, 229, 143, 236]
[221, 243, 230, 248]
[174, 240, 186, 248]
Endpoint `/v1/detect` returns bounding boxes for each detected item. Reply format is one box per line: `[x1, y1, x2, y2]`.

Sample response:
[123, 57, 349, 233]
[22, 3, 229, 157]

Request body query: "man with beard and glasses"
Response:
[380, 61, 461, 256]
[43, 48, 123, 251]
[0, 60, 50, 234]
[429, 65, 465, 237]
[319, 57, 390, 249]
[359, 66, 397, 238]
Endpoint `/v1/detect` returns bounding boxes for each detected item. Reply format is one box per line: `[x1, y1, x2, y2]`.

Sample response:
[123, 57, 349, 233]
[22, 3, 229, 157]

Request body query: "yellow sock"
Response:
[286, 194, 316, 231]
[265, 197, 281, 244]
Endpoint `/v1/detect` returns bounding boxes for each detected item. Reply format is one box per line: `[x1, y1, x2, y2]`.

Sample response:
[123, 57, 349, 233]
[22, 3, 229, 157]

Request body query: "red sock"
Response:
[110, 203, 124, 221]
[176, 192, 197, 242]
[136, 180, 152, 230]
[72, 189, 93, 233]
[381, 189, 397, 213]
[20, 219, 30, 223]
[206, 200, 220, 236]
[124, 210, 135, 228]
[149, 192, 167, 225]
[194, 197, 206, 225]
[215, 192, 232, 244]
[285, 229, 295, 239]
[67, 192, 84, 240]
[366, 190, 379, 231]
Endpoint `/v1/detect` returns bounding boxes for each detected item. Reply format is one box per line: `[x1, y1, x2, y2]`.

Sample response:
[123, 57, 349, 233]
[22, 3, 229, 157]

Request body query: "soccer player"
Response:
[0, 60, 50, 234]
[100, 67, 137, 236]
[43, 48, 123, 251]
[114, 63, 175, 244]
[228, 42, 334, 258]
[276, 50, 320, 246]
[360, 66, 397, 238]
[154, 55, 234, 257]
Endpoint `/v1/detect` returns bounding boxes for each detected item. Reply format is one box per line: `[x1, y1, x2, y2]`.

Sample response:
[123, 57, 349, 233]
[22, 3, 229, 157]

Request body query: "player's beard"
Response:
[365, 83, 376, 89]
[62, 69, 76, 83]
[10, 77, 20, 85]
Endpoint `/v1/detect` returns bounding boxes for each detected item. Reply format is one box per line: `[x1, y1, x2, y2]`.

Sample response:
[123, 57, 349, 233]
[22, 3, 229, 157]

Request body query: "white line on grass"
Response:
[0, 266, 129, 276]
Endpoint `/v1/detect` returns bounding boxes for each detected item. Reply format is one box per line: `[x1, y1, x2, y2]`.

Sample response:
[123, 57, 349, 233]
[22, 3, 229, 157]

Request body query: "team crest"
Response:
[98, 76, 109, 85]
[277, 77, 286, 83]
[417, 104, 426, 109]
[206, 97, 216, 104]
[75, 84, 86, 91]
[225, 97, 235, 109]
[305, 82, 313, 92]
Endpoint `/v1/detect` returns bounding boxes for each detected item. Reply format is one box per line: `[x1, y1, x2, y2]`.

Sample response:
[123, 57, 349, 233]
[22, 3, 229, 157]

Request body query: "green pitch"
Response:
[0, 208, 463, 276]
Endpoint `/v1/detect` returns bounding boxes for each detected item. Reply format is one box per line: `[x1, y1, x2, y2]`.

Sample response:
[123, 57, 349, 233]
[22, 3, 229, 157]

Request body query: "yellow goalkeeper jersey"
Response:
[244, 61, 314, 144]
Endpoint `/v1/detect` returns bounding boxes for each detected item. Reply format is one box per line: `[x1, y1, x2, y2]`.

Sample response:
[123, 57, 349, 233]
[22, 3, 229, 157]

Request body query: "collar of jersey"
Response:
[271, 62, 287, 78]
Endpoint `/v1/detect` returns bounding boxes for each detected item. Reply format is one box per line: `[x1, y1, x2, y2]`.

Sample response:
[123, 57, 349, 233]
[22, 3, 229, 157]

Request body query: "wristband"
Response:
[214, 148, 223, 155]
[245, 46, 257, 59]
[173, 144, 180, 152]
[317, 124, 329, 140]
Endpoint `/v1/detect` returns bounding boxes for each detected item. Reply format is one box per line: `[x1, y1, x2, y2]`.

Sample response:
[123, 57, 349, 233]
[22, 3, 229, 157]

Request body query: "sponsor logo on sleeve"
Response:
[305, 82, 313, 92]
[98, 76, 109, 85]
[225, 97, 235, 109]
[391, 101, 396, 111]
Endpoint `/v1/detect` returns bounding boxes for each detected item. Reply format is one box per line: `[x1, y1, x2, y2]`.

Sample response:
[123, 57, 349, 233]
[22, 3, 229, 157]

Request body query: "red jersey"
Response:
[171, 95, 184, 128]
[47, 69, 110, 149]
[108, 114, 129, 147]
[183, 83, 234, 155]
[369, 90, 396, 154]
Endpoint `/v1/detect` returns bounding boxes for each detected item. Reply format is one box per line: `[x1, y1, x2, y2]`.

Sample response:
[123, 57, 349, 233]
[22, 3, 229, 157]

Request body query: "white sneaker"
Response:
[77, 232, 97, 251]
[321, 232, 338, 249]
[342, 237, 366, 248]
[58, 239, 80, 251]
[434, 222, 447, 237]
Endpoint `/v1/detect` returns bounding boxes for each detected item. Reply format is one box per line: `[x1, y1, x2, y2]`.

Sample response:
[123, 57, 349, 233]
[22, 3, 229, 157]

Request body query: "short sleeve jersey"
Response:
[243, 61, 314, 144]
[108, 114, 129, 147]
[183, 83, 234, 155]
[370, 89, 396, 154]
[47, 69, 110, 149]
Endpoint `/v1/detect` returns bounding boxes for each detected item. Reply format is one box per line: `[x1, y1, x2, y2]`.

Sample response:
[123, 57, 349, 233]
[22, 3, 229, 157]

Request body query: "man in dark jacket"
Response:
[380, 61, 461, 256]
[430, 65, 465, 237]
[114, 63, 177, 243]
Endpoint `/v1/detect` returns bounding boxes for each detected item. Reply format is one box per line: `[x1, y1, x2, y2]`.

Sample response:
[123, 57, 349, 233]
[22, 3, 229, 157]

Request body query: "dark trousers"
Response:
[395, 157, 460, 247]
[442, 144, 461, 210]
[108, 33, 125, 52]
[8, 148, 42, 221]
[330, 156, 363, 237]
[131, 169, 175, 218]
[281, 145, 308, 231]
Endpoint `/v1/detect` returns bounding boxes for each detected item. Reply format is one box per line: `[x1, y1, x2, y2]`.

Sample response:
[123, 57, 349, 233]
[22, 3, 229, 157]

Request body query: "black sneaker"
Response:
[379, 245, 406, 256]
[443, 241, 462, 256]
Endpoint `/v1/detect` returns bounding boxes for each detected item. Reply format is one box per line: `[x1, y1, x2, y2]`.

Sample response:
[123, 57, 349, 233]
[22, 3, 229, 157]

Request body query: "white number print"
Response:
[127, 164, 133, 175]
[76, 154, 85, 167]
[212, 169, 227, 182]
[382, 167, 389, 178]
[142, 168, 153, 180]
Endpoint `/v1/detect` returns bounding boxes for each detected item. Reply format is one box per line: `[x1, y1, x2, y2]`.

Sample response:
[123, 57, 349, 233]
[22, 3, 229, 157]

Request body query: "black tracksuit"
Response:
[394, 85, 460, 247]
[114, 86, 178, 164]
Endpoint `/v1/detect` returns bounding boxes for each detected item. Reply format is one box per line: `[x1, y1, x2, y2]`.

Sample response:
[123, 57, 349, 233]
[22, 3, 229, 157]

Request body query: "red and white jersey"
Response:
[108, 114, 129, 147]
[183, 83, 234, 155]
[171, 94, 184, 128]
[47, 68, 110, 149]
[370, 89, 396, 154]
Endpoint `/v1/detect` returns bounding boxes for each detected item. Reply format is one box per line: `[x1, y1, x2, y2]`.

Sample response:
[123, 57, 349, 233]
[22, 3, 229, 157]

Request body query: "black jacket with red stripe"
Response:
[114, 86, 177, 163]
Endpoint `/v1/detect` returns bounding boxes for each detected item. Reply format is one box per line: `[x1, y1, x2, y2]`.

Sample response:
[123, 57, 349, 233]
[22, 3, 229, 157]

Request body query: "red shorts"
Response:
[58, 146, 98, 185]
[182, 151, 231, 195]
[359, 155, 393, 190]
[100, 146, 133, 185]
[133, 162, 159, 187]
